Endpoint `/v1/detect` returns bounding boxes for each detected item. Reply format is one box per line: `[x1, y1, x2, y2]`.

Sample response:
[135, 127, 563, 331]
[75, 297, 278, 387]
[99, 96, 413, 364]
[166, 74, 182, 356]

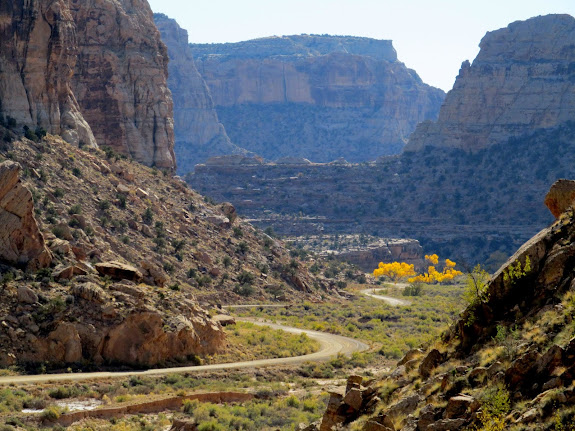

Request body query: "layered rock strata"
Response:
[0, 0, 96, 147]
[70, 0, 176, 168]
[406, 14, 575, 152]
[154, 14, 248, 175]
[188, 35, 444, 164]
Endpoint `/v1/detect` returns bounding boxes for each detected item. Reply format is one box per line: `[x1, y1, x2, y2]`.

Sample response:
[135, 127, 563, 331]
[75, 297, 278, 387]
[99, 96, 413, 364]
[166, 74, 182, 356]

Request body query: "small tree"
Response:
[463, 264, 490, 306]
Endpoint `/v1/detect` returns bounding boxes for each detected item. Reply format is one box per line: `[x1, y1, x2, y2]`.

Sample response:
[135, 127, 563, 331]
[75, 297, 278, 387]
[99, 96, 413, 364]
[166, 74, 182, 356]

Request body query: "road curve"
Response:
[361, 286, 411, 307]
[0, 319, 369, 386]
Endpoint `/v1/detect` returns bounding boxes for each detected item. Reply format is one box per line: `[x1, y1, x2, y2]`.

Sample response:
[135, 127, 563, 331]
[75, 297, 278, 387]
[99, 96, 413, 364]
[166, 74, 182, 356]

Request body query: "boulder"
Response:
[0, 161, 52, 270]
[170, 419, 198, 431]
[54, 265, 88, 280]
[417, 404, 441, 431]
[343, 388, 363, 411]
[70, 282, 106, 303]
[95, 261, 143, 282]
[544, 179, 575, 218]
[212, 314, 236, 326]
[386, 394, 420, 418]
[444, 394, 478, 419]
[426, 419, 467, 431]
[398, 348, 424, 366]
[419, 349, 444, 379]
[17, 285, 38, 304]
[505, 349, 541, 388]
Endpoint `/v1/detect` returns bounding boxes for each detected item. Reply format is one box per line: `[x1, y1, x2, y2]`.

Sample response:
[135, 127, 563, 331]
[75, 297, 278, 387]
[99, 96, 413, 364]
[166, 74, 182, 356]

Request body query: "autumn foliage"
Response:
[373, 254, 463, 284]
[373, 261, 416, 281]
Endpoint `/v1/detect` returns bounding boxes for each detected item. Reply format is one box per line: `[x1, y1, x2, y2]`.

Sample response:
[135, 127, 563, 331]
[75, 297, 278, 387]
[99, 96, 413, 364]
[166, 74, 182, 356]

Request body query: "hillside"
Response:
[182, 34, 444, 166]
[0, 131, 328, 370]
[309, 180, 575, 430]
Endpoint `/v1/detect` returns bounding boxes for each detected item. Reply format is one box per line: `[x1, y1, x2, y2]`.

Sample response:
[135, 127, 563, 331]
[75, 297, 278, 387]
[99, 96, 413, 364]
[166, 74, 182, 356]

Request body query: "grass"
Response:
[205, 321, 320, 364]
[236, 282, 465, 361]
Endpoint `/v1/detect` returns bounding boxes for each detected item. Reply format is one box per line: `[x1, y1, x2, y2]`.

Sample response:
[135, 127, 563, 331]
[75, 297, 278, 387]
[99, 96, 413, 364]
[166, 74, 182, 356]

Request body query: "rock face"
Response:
[0, 161, 51, 270]
[153, 14, 249, 175]
[0, 0, 96, 147]
[70, 0, 176, 169]
[406, 14, 575, 152]
[189, 35, 444, 164]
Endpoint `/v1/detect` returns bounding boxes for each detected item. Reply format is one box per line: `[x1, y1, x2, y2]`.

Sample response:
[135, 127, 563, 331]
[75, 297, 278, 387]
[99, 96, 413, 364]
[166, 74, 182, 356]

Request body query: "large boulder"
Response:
[95, 261, 143, 282]
[0, 161, 52, 270]
[544, 179, 575, 218]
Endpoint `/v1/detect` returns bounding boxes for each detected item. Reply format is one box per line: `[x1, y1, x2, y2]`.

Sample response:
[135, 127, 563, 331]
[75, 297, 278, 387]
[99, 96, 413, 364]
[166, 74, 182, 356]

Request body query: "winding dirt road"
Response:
[0, 319, 369, 386]
[361, 283, 411, 306]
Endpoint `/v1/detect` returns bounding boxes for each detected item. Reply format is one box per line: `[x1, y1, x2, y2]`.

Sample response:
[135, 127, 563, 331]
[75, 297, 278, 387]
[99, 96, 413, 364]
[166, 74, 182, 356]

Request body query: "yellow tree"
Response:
[373, 261, 416, 281]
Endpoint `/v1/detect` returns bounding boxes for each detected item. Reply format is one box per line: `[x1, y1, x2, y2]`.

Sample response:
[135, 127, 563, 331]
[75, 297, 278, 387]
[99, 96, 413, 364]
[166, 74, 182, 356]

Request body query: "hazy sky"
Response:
[147, 0, 575, 91]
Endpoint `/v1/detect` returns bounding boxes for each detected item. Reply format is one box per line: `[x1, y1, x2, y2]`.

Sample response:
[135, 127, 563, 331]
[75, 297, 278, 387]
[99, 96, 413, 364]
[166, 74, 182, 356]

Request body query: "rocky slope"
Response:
[406, 14, 575, 152]
[184, 35, 444, 165]
[311, 180, 575, 431]
[153, 14, 250, 175]
[70, 0, 175, 169]
[0, 133, 328, 369]
[0, 0, 97, 148]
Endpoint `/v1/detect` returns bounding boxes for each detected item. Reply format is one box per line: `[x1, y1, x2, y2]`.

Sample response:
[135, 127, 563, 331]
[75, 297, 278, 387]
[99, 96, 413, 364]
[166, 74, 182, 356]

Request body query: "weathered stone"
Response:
[426, 419, 467, 431]
[101, 312, 224, 366]
[212, 314, 236, 327]
[70, 0, 175, 169]
[515, 408, 539, 424]
[386, 394, 420, 418]
[54, 265, 88, 280]
[0, 1, 96, 147]
[536, 344, 564, 374]
[95, 261, 143, 282]
[363, 414, 395, 431]
[505, 349, 541, 388]
[418, 404, 441, 431]
[346, 375, 363, 392]
[343, 388, 363, 411]
[398, 348, 424, 366]
[170, 419, 198, 431]
[70, 282, 106, 303]
[444, 394, 478, 419]
[17, 286, 38, 304]
[320, 392, 346, 431]
[419, 349, 444, 379]
[0, 162, 52, 270]
[545, 179, 575, 218]
[140, 260, 168, 287]
[220, 202, 238, 223]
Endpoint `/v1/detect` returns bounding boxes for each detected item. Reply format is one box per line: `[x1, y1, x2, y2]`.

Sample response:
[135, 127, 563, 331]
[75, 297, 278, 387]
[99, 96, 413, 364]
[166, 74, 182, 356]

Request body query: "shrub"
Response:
[235, 241, 249, 254]
[68, 204, 82, 215]
[71, 167, 82, 178]
[142, 207, 154, 224]
[237, 270, 255, 285]
[403, 283, 424, 296]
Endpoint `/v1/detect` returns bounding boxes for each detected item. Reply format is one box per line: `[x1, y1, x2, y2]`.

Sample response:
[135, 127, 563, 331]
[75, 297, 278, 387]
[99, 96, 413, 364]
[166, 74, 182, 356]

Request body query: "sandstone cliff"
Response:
[70, 0, 176, 169]
[406, 14, 575, 152]
[0, 0, 96, 148]
[185, 35, 444, 164]
[153, 14, 250, 175]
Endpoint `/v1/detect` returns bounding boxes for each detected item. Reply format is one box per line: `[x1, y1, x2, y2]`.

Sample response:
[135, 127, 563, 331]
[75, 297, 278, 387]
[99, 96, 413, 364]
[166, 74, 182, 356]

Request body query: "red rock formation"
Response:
[0, 161, 51, 270]
[0, 0, 96, 147]
[70, 0, 176, 169]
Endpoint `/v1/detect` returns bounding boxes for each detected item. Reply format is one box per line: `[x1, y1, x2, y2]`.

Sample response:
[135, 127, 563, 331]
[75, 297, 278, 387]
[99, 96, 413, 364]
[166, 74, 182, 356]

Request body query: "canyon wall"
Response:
[70, 0, 176, 169]
[185, 35, 444, 165]
[154, 14, 249, 175]
[406, 14, 575, 152]
[0, 0, 96, 148]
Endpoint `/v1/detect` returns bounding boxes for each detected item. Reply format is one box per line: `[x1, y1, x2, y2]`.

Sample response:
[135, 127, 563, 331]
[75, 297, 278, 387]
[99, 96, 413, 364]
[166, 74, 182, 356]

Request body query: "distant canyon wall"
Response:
[185, 35, 445, 165]
[406, 14, 575, 152]
[153, 14, 249, 175]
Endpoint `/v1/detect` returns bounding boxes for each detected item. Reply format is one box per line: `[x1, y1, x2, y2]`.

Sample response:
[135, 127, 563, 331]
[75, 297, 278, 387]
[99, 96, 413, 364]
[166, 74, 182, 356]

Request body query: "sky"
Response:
[147, 0, 575, 92]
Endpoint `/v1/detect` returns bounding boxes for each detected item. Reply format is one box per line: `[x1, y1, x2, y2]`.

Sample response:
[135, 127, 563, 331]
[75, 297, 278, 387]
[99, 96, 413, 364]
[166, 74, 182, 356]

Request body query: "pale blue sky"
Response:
[147, 0, 575, 91]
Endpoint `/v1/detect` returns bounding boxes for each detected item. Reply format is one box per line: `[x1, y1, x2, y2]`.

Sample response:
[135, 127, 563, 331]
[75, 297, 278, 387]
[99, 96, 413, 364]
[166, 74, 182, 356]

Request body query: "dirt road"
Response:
[361, 283, 411, 306]
[0, 319, 369, 385]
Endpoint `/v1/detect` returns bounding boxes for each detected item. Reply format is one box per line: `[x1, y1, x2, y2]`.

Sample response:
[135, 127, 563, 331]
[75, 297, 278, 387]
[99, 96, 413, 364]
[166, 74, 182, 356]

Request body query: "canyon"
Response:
[178, 34, 445, 166]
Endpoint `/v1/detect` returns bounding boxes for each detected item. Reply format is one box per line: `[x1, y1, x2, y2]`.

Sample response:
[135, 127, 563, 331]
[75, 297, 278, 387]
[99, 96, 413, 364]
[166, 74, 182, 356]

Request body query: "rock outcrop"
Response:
[70, 0, 176, 169]
[188, 35, 444, 164]
[0, 0, 96, 147]
[0, 161, 51, 270]
[153, 14, 249, 175]
[406, 14, 575, 152]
